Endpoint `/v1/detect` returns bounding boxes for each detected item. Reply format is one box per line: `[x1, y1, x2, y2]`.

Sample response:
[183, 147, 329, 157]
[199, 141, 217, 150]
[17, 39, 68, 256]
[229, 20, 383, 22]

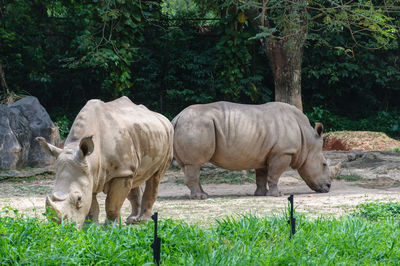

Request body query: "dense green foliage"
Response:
[306, 107, 400, 136]
[1, 0, 399, 136]
[1, 202, 400, 264]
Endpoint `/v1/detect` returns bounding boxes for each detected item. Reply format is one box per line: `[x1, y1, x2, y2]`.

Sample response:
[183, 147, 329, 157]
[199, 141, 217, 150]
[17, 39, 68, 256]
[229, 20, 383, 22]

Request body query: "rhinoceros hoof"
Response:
[266, 190, 283, 197]
[254, 188, 267, 196]
[126, 215, 149, 224]
[189, 192, 208, 200]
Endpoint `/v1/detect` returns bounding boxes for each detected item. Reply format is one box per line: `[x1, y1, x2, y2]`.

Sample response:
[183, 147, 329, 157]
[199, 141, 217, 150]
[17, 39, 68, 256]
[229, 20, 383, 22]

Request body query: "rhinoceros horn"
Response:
[36, 137, 62, 158]
[45, 195, 64, 222]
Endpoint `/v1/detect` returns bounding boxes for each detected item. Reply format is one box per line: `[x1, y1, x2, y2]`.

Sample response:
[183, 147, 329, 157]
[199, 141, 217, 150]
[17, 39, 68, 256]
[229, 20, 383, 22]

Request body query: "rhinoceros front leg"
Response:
[254, 167, 268, 196]
[184, 164, 208, 199]
[105, 177, 132, 224]
[86, 193, 99, 223]
[125, 186, 143, 224]
[266, 155, 291, 197]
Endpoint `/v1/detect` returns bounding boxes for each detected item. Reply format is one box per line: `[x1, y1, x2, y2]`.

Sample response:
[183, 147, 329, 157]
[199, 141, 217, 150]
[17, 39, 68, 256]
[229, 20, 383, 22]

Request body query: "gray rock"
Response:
[0, 105, 24, 169]
[347, 150, 364, 162]
[0, 96, 60, 169]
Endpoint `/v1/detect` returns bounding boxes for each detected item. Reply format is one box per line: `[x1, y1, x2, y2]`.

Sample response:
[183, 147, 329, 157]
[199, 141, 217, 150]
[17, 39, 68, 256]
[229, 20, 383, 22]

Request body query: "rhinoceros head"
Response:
[37, 136, 94, 228]
[297, 123, 341, 193]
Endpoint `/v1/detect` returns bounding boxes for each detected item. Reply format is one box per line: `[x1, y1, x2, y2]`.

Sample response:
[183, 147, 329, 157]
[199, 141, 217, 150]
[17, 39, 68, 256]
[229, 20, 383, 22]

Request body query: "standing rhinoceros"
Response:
[172, 101, 341, 199]
[37, 96, 173, 228]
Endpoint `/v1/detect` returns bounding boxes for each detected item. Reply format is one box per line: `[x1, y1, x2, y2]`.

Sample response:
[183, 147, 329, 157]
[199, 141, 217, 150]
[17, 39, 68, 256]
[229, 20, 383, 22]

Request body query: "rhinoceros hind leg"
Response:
[184, 165, 208, 199]
[128, 170, 164, 223]
[126, 186, 143, 224]
[128, 155, 172, 224]
[105, 177, 132, 223]
[254, 167, 268, 196]
[266, 155, 291, 197]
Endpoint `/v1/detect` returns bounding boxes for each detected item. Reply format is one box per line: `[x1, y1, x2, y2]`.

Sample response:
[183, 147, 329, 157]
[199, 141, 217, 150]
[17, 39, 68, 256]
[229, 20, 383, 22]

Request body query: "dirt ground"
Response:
[1, 150, 400, 225]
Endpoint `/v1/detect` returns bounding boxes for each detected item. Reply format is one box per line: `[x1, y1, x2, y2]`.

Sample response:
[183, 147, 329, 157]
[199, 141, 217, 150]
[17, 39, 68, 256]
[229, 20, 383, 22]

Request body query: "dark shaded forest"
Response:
[1, 0, 399, 137]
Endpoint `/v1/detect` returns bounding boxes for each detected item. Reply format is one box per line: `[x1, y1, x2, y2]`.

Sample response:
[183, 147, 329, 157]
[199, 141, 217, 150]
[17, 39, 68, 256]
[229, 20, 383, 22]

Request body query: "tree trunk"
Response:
[245, 0, 308, 111]
[262, 39, 304, 110]
[0, 63, 9, 94]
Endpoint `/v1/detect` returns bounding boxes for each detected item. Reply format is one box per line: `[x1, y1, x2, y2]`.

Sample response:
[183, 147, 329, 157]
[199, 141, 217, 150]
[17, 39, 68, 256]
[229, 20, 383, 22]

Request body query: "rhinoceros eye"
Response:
[76, 195, 83, 209]
[323, 162, 327, 167]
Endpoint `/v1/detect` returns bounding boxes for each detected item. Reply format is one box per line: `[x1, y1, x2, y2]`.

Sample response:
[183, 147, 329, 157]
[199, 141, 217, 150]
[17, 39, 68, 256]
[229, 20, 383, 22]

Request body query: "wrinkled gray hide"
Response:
[0, 96, 60, 169]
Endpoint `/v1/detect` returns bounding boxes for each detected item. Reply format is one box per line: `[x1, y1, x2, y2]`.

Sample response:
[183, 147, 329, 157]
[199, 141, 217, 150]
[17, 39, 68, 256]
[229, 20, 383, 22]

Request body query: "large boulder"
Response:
[0, 104, 30, 169]
[0, 96, 60, 169]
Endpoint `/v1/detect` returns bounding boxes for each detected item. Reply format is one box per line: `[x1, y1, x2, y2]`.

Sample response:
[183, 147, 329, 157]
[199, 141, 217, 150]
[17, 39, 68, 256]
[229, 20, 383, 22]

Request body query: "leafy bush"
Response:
[306, 107, 400, 137]
[1, 0, 399, 137]
[306, 106, 353, 132]
[303, 17, 400, 121]
[54, 115, 72, 140]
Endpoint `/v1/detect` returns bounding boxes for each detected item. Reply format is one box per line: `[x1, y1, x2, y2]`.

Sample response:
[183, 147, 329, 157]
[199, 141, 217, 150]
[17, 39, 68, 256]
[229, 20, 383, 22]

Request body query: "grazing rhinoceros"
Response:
[172, 101, 341, 199]
[37, 96, 173, 228]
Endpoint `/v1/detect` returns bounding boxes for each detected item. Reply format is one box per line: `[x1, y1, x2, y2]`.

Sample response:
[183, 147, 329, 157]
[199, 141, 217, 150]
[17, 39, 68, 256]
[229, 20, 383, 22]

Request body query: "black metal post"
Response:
[150, 212, 161, 265]
[287, 195, 296, 239]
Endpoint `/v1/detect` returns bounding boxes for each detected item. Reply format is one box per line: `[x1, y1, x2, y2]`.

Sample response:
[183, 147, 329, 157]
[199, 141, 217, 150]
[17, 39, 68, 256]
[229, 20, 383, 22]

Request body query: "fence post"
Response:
[150, 212, 161, 265]
[287, 195, 296, 239]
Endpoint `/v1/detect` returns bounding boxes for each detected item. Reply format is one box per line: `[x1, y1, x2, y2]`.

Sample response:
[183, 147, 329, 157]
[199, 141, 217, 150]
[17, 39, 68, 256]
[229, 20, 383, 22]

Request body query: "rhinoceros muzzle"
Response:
[314, 183, 331, 193]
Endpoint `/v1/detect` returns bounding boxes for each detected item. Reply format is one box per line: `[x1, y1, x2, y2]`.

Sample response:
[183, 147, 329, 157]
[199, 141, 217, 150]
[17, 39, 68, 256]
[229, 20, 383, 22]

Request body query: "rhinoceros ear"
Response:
[315, 123, 324, 137]
[79, 136, 94, 157]
[36, 137, 62, 158]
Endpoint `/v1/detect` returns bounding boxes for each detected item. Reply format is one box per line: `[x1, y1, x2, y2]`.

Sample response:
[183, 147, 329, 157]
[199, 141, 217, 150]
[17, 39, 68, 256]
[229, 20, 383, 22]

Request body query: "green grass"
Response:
[388, 147, 400, 152]
[0, 173, 54, 196]
[0, 184, 53, 196]
[201, 170, 255, 184]
[353, 201, 400, 221]
[2, 202, 400, 265]
[0, 173, 54, 183]
[0, 167, 38, 174]
[0, 172, 54, 183]
[335, 174, 363, 181]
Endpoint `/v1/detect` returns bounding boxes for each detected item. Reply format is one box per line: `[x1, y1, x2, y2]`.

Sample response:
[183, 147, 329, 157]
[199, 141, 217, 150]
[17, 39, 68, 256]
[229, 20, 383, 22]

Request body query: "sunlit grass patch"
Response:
[352, 201, 400, 221]
[2, 202, 400, 264]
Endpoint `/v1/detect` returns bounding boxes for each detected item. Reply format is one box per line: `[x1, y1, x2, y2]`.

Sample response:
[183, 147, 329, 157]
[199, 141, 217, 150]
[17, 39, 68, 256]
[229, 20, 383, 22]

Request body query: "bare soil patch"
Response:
[323, 131, 400, 151]
[1, 149, 400, 225]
